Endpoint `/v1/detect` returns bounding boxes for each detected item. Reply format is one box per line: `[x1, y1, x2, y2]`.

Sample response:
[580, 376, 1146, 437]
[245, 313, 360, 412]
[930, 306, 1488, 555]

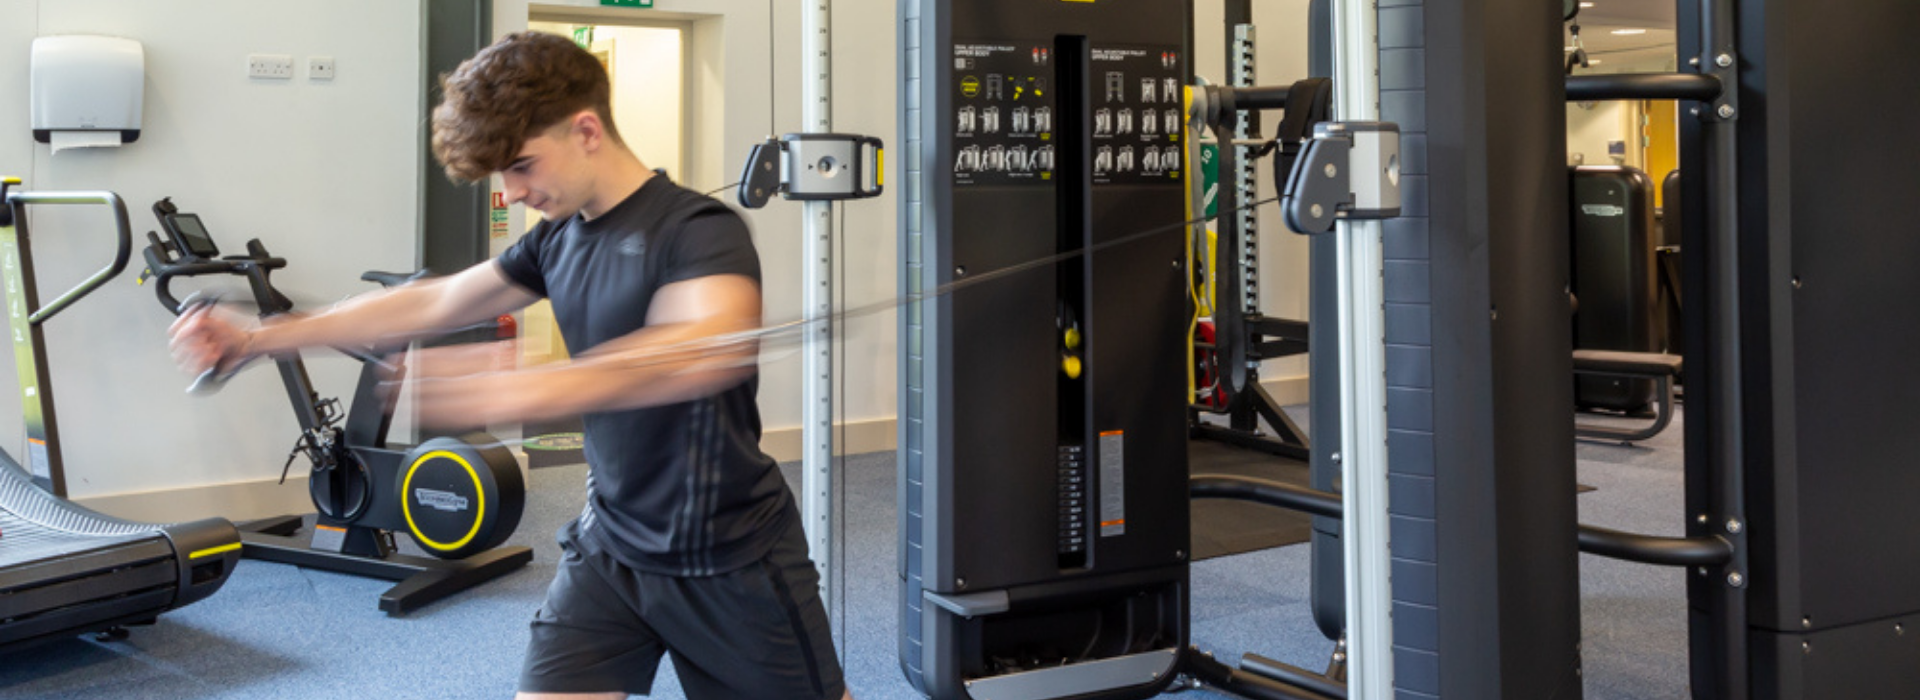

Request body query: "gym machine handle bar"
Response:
[0, 187, 133, 326]
[1193, 473, 1734, 569]
[1566, 73, 1722, 102]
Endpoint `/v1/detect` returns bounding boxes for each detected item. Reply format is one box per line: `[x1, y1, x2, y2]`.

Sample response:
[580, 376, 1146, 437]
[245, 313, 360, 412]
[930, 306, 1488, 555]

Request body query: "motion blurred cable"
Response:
[598, 194, 1286, 377]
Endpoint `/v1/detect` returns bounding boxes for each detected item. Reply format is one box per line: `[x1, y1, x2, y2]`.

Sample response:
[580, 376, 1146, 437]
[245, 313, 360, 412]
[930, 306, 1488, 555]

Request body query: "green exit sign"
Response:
[601, 0, 653, 7]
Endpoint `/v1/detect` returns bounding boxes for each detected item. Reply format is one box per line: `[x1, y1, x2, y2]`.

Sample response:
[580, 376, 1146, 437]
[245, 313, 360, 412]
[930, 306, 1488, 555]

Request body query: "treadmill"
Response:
[0, 179, 241, 652]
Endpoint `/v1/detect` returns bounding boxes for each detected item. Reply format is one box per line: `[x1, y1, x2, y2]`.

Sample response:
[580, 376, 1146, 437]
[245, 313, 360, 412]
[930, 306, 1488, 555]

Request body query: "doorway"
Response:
[526, 20, 686, 183]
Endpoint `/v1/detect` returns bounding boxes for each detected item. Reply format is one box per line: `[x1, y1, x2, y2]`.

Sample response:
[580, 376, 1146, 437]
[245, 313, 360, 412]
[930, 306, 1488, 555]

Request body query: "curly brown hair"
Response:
[431, 31, 625, 183]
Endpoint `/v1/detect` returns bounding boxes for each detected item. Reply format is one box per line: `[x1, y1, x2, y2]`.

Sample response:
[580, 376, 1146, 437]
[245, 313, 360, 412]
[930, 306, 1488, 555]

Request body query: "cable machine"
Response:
[897, 1, 1400, 698]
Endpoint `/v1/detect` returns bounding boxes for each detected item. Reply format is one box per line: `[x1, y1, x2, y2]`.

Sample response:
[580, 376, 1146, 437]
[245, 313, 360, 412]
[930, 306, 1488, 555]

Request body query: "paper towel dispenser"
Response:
[31, 35, 144, 145]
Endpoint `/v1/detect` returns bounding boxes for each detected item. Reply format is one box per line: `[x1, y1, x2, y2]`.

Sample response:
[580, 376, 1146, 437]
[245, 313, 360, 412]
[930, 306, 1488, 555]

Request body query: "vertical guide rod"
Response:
[1331, 0, 1393, 696]
[801, 0, 837, 614]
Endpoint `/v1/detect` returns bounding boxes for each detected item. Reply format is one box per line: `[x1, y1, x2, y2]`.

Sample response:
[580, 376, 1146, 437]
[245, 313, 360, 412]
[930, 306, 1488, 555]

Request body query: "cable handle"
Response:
[178, 292, 259, 396]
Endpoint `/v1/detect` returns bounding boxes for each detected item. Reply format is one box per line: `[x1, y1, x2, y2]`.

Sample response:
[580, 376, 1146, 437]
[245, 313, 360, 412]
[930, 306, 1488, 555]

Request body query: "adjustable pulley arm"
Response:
[1281, 122, 1402, 235]
[736, 133, 885, 209]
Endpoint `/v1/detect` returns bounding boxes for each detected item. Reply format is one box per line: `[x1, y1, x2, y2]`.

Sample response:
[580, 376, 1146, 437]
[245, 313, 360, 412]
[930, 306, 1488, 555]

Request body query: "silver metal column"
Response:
[1331, 0, 1392, 696]
[801, 0, 837, 611]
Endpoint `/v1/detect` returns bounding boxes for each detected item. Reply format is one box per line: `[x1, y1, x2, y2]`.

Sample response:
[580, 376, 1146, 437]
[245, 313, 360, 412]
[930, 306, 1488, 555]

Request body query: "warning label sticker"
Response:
[1099, 430, 1125, 536]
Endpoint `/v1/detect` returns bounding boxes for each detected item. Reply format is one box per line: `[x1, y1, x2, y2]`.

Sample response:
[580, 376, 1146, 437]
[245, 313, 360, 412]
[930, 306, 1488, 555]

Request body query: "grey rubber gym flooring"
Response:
[0, 408, 1688, 699]
[1187, 439, 1315, 561]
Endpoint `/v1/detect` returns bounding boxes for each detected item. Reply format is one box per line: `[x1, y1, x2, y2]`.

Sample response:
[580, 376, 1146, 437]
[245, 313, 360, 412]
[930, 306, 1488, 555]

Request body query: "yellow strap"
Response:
[189, 542, 242, 559]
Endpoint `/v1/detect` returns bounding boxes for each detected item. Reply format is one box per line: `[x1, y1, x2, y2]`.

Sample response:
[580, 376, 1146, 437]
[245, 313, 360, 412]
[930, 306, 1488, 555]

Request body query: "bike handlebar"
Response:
[141, 231, 290, 315]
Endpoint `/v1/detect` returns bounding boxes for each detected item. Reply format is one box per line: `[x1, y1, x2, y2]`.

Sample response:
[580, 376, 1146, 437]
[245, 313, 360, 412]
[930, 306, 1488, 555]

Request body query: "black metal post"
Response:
[1699, 0, 1749, 696]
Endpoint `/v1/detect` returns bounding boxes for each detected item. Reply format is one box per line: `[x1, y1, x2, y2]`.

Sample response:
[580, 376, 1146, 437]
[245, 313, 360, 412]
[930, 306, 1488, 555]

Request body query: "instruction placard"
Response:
[950, 42, 1056, 187]
[1089, 44, 1185, 186]
[949, 41, 1183, 188]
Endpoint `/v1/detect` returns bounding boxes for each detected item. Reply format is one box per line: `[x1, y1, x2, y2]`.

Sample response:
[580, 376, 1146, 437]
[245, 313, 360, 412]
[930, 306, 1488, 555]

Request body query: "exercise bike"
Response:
[140, 197, 530, 615]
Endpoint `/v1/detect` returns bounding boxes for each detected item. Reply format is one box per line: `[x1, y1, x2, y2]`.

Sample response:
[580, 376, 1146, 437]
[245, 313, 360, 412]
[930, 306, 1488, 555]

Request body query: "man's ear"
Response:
[572, 110, 606, 152]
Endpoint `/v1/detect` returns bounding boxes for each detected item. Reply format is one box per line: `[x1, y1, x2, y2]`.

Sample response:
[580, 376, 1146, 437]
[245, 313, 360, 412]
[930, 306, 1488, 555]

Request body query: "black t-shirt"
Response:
[497, 176, 790, 576]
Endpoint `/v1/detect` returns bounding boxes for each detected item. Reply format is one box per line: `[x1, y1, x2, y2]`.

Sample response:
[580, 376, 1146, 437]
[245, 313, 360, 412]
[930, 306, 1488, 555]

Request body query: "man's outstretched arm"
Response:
[410, 273, 763, 427]
[170, 261, 541, 374]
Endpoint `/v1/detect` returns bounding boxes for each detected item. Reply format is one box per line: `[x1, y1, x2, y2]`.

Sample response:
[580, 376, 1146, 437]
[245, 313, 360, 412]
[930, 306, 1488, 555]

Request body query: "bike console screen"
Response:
[164, 212, 220, 259]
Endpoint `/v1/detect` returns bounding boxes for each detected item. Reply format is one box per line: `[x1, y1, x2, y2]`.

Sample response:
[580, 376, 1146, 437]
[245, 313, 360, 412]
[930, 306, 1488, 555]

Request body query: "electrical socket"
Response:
[308, 56, 335, 81]
[247, 53, 294, 80]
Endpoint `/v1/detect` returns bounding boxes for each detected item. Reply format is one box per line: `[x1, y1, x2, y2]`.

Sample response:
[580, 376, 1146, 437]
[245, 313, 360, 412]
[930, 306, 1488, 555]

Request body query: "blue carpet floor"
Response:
[0, 407, 1689, 699]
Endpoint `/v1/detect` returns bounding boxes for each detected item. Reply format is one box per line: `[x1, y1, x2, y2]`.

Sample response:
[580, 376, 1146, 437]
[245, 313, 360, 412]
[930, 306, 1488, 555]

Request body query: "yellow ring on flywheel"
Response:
[401, 449, 487, 552]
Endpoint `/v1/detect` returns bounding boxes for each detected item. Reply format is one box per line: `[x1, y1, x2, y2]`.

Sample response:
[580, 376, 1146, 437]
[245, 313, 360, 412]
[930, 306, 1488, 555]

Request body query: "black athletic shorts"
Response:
[519, 511, 845, 699]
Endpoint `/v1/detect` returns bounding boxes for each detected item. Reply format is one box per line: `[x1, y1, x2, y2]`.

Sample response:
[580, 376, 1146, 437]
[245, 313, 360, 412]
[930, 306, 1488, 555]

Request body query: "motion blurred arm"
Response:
[247, 261, 539, 355]
[418, 273, 763, 426]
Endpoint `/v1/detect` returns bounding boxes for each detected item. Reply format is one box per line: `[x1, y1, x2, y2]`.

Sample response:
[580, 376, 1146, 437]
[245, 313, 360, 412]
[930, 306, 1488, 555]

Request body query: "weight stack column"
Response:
[899, 1, 1194, 699]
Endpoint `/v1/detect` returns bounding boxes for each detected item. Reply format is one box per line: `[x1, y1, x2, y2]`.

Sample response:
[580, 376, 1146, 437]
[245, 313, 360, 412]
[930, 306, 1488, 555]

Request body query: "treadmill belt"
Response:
[0, 507, 153, 568]
[1190, 438, 1316, 561]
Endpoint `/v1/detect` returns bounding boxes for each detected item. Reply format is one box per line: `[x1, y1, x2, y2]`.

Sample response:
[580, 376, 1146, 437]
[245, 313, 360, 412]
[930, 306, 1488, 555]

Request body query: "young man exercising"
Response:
[170, 32, 848, 700]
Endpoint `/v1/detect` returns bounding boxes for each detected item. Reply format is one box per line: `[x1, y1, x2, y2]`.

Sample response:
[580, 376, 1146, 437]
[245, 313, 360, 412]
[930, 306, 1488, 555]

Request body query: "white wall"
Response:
[0, 0, 43, 465]
[603, 25, 685, 181]
[1567, 99, 1640, 168]
[0, 1, 422, 504]
[819, 0, 902, 428]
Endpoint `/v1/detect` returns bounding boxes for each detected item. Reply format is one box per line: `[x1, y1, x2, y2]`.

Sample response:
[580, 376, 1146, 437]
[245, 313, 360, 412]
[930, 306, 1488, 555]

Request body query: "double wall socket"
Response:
[247, 53, 294, 79]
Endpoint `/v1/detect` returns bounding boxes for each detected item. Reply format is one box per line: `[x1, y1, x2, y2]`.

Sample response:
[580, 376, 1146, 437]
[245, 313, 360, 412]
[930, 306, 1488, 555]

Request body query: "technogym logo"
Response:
[1581, 204, 1626, 217]
[619, 232, 646, 256]
[414, 488, 470, 513]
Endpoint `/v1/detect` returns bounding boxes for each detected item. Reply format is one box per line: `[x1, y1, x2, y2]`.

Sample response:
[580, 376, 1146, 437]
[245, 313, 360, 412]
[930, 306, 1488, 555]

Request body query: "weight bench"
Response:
[1573, 349, 1682, 442]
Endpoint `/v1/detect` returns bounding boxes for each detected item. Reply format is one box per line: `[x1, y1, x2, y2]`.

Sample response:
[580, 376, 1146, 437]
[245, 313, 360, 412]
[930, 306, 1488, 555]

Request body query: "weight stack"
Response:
[1570, 165, 1661, 412]
[898, 1, 1193, 698]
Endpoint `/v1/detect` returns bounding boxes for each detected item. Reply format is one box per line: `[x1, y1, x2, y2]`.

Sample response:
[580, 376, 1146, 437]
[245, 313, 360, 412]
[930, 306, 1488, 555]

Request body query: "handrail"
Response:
[5, 191, 133, 325]
[1190, 474, 1344, 519]
[1577, 523, 1734, 567]
[1193, 472, 1732, 569]
[1241, 653, 1349, 699]
[1566, 73, 1722, 102]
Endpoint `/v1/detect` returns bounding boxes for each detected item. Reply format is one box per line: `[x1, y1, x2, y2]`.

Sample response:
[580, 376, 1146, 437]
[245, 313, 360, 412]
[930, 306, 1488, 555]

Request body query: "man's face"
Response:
[500, 126, 589, 221]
